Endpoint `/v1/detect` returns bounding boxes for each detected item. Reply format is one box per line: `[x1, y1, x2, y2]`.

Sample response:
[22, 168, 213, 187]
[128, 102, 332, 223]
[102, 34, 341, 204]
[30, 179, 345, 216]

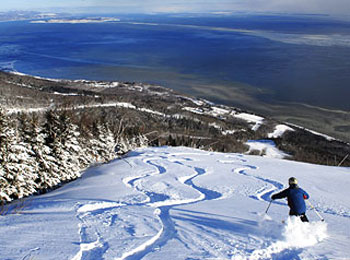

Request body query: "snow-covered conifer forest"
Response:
[0, 106, 148, 202]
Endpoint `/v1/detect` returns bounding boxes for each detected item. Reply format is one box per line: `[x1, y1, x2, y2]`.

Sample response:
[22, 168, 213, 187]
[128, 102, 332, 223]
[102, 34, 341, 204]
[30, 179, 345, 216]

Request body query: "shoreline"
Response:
[2, 69, 349, 144]
[30, 18, 120, 24]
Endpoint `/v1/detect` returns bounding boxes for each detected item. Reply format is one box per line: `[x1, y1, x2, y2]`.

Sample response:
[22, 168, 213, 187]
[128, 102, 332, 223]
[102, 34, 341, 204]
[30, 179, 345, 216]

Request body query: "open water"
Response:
[1, 14, 350, 110]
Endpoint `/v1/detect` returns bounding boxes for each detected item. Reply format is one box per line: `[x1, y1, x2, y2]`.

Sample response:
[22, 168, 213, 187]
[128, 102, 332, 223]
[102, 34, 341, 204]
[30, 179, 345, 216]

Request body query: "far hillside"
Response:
[1, 71, 349, 167]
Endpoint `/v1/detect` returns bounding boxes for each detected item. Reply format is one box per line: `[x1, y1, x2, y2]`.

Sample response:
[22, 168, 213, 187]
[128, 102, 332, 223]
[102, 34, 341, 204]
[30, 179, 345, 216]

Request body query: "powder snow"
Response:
[0, 146, 349, 259]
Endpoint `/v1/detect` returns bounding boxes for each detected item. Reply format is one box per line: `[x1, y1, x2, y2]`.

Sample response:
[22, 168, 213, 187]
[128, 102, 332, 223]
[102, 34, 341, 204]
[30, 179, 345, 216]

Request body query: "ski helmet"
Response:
[289, 177, 298, 185]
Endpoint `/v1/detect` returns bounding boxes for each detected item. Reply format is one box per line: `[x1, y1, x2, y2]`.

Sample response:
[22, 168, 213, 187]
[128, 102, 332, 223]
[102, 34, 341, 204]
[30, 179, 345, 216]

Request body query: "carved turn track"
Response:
[119, 155, 222, 259]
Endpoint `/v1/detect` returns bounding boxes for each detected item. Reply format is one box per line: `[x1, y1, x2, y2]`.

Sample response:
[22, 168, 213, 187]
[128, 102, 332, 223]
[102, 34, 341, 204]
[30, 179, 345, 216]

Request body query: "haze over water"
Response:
[1, 14, 350, 111]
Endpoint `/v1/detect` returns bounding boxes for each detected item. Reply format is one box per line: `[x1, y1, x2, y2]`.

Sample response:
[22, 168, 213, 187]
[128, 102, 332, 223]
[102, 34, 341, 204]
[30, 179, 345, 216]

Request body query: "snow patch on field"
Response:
[233, 113, 264, 131]
[209, 106, 230, 117]
[268, 124, 294, 138]
[183, 106, 204, 115]
[246, 140, 289, 158]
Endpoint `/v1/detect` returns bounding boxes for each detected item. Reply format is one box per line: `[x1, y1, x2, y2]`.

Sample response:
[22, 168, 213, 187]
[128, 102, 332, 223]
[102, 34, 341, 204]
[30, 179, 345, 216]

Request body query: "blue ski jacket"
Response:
[271, 184, 309, 215]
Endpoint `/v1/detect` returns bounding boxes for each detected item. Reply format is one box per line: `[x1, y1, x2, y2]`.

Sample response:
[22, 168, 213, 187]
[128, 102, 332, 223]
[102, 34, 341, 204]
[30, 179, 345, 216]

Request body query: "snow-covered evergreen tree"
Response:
[0, 106, 147, 202]
[116, 134, 149, 155]
[28, 114, 60, 191]
[0, 107, 13, 201]
[8, 113, 39, 199]
[0, 109, 37, 200]
[89, 121, 116, 162]
[79, 129, 95, 165]
[56, 112, 83, 180]
[40, 109, 63, 188]
[102, 123, 117, 161]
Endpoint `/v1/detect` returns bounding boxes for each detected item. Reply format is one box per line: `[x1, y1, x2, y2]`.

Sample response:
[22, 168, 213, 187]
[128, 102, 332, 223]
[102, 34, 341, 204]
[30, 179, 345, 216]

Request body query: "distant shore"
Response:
[3, 69, 349, 144]
[30, 18, 120, 24]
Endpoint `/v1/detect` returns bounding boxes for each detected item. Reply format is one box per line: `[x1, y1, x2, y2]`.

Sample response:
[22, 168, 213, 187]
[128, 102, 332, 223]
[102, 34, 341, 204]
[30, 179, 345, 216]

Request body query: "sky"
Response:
[0, 0, 349, 16]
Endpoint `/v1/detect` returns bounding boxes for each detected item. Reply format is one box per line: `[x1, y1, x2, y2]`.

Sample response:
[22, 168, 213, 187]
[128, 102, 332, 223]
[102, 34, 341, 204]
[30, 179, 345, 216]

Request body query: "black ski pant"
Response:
[289, 212, 309, 222]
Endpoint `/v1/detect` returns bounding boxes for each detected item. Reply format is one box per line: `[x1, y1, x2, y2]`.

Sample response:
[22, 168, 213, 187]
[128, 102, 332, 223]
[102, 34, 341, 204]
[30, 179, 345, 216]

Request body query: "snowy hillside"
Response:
[0, 147, 349, 259]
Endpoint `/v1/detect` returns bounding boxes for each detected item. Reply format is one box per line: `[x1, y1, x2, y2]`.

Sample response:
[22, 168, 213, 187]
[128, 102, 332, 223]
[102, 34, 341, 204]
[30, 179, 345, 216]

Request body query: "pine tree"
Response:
[57, 112, 83, 180]
[102, 123, 117, 161]
[0, 107, 13, 201]
[90, 121, 116, 162]
[116, 134, 148, 155]
[28, 114, 59, 191]
[8, 113, 38, 199]
[40, 109, 62, 188]
[79, 129, 95, 165]
[0, 109, 37, 200]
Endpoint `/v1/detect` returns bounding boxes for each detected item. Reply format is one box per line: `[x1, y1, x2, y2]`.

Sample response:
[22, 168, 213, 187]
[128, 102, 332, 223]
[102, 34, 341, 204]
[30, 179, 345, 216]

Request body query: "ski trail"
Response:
[21, 247, 40, 260]
[220, 153, 247, 163]
[230, 159, 329, 260]
[122, 157, 170, 205]
[233, 165, 284, 203]
[119, 155, 222, 260]
[115, 214, 164, 260]
[145, 159, 166, 174]
[72, 212, 109, 260]
[232, 161, 348, 220]
[251, 176, 284, 202]
[71, 236, 107, 260]
[71, 201, 126, 260]
[312, 202, 350, 220]
[184, 167, 222, 201]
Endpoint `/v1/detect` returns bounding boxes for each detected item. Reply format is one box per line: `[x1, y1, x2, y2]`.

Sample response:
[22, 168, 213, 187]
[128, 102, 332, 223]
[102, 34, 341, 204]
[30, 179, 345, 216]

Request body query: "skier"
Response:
[271, 177, 309, 222]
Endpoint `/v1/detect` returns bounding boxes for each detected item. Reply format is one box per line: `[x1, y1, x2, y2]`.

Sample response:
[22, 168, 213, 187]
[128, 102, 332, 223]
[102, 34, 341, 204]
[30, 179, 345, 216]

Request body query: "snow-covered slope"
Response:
[1, 147, 349, 259]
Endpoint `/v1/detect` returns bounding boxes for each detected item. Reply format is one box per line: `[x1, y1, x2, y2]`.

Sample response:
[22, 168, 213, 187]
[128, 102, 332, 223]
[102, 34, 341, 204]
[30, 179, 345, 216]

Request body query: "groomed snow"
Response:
[0, 147, 349, 260]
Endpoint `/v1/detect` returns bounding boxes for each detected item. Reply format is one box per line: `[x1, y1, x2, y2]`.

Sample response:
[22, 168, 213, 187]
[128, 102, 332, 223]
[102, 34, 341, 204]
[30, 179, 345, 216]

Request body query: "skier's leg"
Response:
[300, 214, 309, 222]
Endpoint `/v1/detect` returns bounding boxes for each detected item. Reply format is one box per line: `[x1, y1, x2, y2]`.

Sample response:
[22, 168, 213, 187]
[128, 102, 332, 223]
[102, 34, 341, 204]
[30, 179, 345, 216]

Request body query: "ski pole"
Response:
[265, 200, 273, 214]
[118, 154, 132, 168]
[122, 157, 132, 168]
[307, 200, 324, 221]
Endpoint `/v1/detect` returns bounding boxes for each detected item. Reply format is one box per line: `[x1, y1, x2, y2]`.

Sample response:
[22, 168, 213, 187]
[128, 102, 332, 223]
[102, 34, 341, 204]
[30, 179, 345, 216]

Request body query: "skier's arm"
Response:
[302, 189, 309, 200]
[271, 189, 288, 200]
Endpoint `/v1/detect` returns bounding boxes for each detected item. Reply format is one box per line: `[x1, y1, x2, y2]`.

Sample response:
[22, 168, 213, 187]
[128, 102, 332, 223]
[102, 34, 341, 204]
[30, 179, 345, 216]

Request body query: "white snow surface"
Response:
[233, 113, 264, 131]
[268, 124, 294, 138]
[1, 146, 349, 260]
[246, 140, 290, 159]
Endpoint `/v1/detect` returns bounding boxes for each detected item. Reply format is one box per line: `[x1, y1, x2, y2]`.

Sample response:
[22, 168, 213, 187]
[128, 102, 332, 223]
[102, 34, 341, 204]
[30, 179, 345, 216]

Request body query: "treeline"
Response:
[275, 129, 350, 167]
[0, 106, 147, 202]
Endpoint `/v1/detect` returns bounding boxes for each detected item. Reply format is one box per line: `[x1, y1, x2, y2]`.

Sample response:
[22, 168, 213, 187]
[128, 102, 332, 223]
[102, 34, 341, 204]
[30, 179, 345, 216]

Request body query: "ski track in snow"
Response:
[72, 202, 122, 260]
[6, 148, 347, 260]
[233, 165, 350, 220]
[233, 166, 286, 205]
[118, 151, 332, 260]
[118, 154, 222, 259]
[71, 151, 346, 260]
